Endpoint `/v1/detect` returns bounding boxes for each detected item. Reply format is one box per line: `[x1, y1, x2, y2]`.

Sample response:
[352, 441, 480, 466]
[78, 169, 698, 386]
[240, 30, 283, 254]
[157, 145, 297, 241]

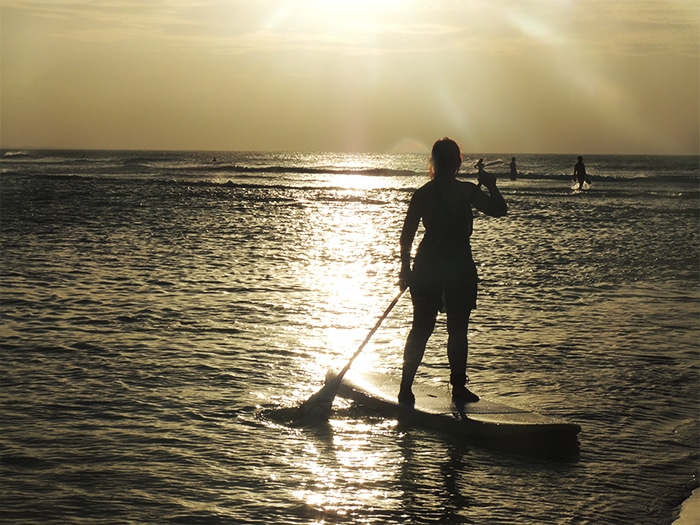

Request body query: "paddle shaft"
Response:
[335, 288, 405, 382]
[299, 288, 405, 415]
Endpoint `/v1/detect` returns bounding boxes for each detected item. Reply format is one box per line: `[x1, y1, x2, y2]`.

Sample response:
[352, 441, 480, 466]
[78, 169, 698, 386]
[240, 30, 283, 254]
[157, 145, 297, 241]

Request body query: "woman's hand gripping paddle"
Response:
[294, 289, 405, 424]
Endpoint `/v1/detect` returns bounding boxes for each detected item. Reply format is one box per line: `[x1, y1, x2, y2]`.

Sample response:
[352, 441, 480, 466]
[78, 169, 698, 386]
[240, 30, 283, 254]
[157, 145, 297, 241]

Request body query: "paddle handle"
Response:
[336, 288, 405, 381]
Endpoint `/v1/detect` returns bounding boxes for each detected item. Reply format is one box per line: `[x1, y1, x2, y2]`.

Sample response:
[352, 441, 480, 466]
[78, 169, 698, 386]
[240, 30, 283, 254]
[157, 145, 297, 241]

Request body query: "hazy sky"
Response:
[1, 0, 698, 154]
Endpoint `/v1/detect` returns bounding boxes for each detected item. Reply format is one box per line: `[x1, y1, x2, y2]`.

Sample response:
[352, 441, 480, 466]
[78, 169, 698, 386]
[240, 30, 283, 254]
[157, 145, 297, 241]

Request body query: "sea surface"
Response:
[1, 149, 698, 524]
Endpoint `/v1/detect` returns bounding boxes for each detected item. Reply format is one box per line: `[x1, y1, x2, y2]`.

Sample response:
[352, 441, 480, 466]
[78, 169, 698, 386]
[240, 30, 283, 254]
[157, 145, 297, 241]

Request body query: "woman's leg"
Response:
[399, 290, 439, 402]
[446, 309, 470, 387]
[444, 272, 479, 402]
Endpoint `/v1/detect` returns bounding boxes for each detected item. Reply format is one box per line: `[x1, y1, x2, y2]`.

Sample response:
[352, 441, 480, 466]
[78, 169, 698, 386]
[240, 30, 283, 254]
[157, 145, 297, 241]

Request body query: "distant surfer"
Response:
[398, 138, 508, 405]
[510, 157, 518, 180]
[573, 156, 590, 190]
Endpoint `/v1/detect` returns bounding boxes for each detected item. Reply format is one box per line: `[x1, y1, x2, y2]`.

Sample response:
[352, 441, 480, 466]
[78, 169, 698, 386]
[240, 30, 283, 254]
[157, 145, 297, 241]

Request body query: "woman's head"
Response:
[430, 137, 462, 179]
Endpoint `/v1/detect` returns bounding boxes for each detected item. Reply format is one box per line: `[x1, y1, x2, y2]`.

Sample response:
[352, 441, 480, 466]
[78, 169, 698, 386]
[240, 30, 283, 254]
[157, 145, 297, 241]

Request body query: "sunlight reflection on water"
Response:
[291, 418, 403, 518]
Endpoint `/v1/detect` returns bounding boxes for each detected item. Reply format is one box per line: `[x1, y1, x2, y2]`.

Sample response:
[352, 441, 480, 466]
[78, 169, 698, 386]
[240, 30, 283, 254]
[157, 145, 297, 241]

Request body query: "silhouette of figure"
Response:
[573, 156, 590, 190]
[475, 158, 486, 176]
[398, 138, 508, 405]
[509, 157, 518, 180]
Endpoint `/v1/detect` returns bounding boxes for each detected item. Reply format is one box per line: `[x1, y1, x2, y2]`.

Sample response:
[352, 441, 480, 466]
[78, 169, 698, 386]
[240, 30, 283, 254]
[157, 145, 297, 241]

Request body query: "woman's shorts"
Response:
[410, 259, 478, 314]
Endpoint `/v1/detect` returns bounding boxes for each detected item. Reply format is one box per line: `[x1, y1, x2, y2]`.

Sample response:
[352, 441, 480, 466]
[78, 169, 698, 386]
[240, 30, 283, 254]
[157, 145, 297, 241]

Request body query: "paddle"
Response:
[295, 288, 405, 423]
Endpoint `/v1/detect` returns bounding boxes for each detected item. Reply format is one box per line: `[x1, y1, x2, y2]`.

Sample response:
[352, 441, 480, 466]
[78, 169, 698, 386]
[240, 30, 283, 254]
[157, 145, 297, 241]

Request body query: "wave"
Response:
[6, 169, 698, 193]
[2, 151, 32, 158]
[464, 171, 699, 183]
[183, 163, 420, 177]
[0, 171, 404, 200]
[3, 154, 422, 178]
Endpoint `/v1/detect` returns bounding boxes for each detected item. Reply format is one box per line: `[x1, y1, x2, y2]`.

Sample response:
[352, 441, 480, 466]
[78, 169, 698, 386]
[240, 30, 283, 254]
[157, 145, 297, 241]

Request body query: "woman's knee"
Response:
[446, 311, 470, 333]
[408, 320, 435, 343]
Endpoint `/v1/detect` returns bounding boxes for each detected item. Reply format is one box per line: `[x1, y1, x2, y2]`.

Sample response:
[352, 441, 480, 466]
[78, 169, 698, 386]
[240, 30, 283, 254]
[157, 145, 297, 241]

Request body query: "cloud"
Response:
[2, 0, 205, 43]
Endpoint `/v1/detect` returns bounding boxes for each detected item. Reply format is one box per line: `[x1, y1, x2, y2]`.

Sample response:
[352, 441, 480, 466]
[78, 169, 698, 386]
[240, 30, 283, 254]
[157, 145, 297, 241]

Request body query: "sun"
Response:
[264, 0, 409, 33]
[310, 0, 404, 15]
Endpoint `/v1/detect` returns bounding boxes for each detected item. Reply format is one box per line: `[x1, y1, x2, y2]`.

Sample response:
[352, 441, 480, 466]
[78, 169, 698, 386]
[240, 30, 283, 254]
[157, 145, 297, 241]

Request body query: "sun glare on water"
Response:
[294, 170, 403, 381]
[299, 218, 382, 372]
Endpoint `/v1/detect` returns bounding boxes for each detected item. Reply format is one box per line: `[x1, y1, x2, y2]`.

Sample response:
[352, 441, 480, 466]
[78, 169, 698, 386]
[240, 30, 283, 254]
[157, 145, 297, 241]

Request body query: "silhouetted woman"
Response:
[398, 138, 507, 405]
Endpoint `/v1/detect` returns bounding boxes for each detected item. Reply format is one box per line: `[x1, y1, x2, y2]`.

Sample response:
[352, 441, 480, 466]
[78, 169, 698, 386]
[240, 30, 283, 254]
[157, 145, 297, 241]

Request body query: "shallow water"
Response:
[1, 150, 698, 524]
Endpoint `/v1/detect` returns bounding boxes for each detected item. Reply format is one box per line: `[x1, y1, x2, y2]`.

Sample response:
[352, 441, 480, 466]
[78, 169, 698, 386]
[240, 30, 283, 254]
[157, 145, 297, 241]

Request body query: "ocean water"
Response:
[1, 149, 698, 524]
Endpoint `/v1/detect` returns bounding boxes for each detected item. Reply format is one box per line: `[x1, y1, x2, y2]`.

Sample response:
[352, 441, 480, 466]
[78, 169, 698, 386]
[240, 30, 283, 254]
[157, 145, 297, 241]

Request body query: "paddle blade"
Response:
[295, 372, 343, 423]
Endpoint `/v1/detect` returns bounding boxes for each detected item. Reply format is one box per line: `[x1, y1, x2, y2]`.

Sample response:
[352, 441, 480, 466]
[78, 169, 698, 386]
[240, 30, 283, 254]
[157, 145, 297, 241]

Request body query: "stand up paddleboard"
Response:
[329, 370, 581, 456]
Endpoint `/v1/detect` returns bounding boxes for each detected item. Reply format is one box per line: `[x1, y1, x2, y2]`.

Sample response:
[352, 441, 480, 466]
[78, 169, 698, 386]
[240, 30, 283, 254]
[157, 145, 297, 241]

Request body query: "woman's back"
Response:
[414, 179, 475, 261]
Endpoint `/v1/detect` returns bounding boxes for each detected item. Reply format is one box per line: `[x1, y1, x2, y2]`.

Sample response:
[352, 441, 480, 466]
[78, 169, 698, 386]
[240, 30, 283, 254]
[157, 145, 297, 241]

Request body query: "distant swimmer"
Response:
[573, 156, 591, 190]
[398, 138, 508, 406]
[509, 157, 518, 180]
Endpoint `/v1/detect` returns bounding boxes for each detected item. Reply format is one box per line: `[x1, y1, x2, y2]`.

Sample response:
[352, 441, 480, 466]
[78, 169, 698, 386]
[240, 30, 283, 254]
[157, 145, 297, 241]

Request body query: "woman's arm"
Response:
[399, 192, 422, 289]
[469, 175, 507, 217]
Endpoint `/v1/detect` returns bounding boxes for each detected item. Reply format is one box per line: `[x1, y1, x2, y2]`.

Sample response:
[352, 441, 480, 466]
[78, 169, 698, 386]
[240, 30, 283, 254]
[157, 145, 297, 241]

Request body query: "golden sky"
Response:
[1, 0, 698, 154]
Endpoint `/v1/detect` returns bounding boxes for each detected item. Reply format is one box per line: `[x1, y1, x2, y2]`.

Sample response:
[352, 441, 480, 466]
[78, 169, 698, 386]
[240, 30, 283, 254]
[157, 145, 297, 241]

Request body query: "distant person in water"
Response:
[573, 156, 590, 190]
[510, 157, 518, 180]
[398, 138, 508, 405]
